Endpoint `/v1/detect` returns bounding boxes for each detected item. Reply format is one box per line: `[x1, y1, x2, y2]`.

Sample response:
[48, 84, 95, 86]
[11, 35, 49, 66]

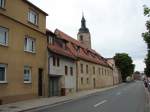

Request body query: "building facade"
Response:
[47, 30, 76, 96]
[55, 27, 114, 91]
[0, 0, 48, 104]
[107, 58, 122, 84]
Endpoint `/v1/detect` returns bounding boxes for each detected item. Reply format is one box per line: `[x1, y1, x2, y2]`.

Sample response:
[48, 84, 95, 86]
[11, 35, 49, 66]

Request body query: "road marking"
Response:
[94, 100, 107, 107]
[116, 92, 121, 95]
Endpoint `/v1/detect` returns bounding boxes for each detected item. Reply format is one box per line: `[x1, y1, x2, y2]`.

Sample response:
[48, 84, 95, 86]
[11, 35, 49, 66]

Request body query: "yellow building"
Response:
[0, 0, 48, 104]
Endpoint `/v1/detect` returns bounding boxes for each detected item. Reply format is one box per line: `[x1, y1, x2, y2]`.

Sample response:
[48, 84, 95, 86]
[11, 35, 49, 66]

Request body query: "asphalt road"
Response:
[27, 81, 147, 112]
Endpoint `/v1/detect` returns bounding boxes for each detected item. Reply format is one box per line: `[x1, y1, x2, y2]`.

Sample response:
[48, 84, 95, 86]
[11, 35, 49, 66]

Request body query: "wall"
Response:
[77, 59, 113, 91]
[48, 53, 76, 94]
[0, 0, 46, 34]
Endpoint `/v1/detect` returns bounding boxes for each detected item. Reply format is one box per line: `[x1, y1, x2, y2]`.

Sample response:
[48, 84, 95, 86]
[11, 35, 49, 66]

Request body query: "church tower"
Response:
[77, 14, 91, 49]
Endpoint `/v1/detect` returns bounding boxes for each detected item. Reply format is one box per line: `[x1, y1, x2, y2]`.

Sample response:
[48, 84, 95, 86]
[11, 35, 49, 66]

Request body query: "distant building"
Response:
[46, 30, 76, 96]
[107, 58, 122, 84]
[0, 0, 48, 104]
[133, 71, 142, 80]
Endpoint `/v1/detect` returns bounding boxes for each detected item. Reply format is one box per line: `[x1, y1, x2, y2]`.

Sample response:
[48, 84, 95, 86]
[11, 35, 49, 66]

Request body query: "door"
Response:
[38, 68, 43, 96]
[49, 77, 59, 96]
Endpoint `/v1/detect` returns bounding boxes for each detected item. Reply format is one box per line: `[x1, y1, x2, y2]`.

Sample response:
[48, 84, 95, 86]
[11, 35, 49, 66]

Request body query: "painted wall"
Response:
[77, 59, 113, 91]
[0, 0, 48, 104]
[0, 0, 46, 34]
[48, 53, 76, 94]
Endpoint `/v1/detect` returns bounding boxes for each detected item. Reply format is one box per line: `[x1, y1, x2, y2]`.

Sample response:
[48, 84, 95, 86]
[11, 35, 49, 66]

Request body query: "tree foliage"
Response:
[114, 53, 135, 81]
[142, 5, 150, 77]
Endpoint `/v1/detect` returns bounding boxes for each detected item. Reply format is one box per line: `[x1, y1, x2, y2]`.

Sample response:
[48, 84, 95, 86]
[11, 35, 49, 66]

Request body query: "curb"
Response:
[20, 99, 73, 112]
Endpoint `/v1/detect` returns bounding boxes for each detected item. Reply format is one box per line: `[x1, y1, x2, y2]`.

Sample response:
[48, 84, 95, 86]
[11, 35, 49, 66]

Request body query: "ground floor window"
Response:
[0, 64, 7, 83]
[24, 66, 32, 83]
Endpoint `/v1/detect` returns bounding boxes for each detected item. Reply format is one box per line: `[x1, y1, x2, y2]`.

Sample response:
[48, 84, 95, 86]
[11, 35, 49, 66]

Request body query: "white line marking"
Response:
[116, 92, 121, 95]
[94, 100, 107, 107]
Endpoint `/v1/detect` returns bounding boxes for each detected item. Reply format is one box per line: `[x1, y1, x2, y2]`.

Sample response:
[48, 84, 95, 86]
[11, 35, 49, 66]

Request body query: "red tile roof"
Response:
[47, 44, 76, 59]
[54, 29, 111, 68]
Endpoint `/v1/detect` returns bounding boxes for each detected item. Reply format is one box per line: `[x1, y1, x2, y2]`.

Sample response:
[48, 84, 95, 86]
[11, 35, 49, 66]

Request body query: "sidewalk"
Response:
[0, 85, 120, 112]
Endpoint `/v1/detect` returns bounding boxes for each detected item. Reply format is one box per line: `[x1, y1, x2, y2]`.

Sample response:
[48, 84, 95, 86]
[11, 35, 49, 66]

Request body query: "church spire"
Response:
[79, 14, 89, 33]
[77, 13, 91, 49]
[81, 13, 86, 28]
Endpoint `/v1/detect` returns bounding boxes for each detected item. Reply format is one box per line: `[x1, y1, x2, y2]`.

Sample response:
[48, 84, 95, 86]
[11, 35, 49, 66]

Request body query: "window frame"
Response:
[70, 67, 73, 76]
[28, 9, 38, 25]
[24, 36, 36, 53]
[86, 65, 88, 74]
[24, 66, 32, 83]
[65, 66, 68, 75]
[57, 57, 60, 67]
[0, 64, 7, 83]
[81, 77, 83, 85]
[0, 0, 5, 9]
[53, 56, 56, 66]
[93, 66, 95, 74]
[48, 36, 54, 45]
[0, 26, 8, 46]
[80, 64, 83, 73]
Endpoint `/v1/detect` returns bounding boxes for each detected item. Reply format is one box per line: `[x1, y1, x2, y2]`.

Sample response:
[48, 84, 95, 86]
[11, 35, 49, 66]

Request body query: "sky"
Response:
[29, 0, 150, 72]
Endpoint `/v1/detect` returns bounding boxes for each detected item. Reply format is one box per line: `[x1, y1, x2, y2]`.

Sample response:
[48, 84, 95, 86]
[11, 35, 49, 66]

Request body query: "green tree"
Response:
[142, 5, 150, 77]
[114, 53, 135, 81]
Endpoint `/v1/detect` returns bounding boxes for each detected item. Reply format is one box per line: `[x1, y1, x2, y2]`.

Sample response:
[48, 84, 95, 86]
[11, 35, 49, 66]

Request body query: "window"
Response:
[65, 66, 68, 75]
[48, 36, 54, 45]
[87, 78, 89, 84]
[93, 66, 95, 74]
[0, 0, 5, 8]
[86, 65, 88, 74]
[80, 64, 83, 73]
[57, 57, 60, 66]
[53, 56, 56, 66]
[102, 68, 103, 75]
[24, 36, 35, 53]
[81, 77, 83, 85]
[28, 10, 38, 25]
[0, 64, 7, 83]
[24, 66, 31, 83]
[80, 35, 83, 41]
[70, 67, 73, 76]
[0, 27, 8, 46]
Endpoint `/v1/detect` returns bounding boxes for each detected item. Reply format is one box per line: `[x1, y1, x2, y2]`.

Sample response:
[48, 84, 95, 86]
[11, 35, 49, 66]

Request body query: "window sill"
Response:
[24, 81, 32, 84]
[0, 43, 8, 47]
[28, 21, 39, 28]
[0, 81, 8, 84]
[0, 7, 6, 11]
[24, 50, 36, 54]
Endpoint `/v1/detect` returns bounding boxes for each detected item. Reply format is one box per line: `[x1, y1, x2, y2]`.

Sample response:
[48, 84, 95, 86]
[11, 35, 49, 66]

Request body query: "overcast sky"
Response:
[29, 0, 150, 72]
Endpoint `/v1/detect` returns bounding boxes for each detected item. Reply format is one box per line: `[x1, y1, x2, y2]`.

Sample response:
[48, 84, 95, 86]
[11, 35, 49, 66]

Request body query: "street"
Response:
[26, 81, 147, 112]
